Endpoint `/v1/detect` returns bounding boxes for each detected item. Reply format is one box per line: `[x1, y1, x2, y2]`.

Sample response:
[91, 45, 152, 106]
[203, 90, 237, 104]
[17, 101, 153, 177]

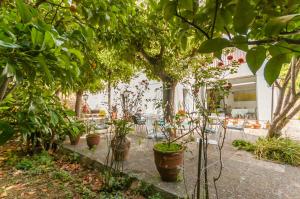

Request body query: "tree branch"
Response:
[248, 38, 300, 45]
[291, 56, 297, 97]
[175, 12, 210, 39]
[280, 29, 300, 35]
[223, 26, 232, 40]
[210, 0, 220, 38]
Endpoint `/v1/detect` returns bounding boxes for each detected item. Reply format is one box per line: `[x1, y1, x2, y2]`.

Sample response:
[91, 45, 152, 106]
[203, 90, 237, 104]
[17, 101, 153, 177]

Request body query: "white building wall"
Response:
[85, 61, 275, 121]
[256, 61, 273, 121]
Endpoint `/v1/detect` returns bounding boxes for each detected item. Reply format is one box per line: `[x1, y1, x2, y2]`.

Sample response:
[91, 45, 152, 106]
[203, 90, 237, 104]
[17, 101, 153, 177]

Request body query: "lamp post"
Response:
[83, 93, 89, 103]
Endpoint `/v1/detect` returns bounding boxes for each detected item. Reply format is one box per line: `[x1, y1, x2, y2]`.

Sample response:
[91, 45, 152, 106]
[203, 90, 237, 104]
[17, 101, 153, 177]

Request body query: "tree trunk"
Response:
[267, 57, 300, 138]
[108, 81, 112, 115]
[75, 90, 83, 117]
[162, 80, 177, 123]
[268, 123, 282, 138]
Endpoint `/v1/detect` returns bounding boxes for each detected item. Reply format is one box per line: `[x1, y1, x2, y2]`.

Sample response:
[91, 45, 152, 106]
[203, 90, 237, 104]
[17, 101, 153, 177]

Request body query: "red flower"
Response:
[227, 55, 233, 61]
[238, 58, 244, 64]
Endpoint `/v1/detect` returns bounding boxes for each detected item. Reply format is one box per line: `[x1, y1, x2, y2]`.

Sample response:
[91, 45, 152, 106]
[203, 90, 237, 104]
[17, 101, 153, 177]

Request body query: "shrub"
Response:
[16, 159, 34, 170]
[53, 170, 72, 182]
[0, 85, 79, 153]
[232, 139, 255, 152]
[232, 138, 300, 166]
[255, 138, 300, 166]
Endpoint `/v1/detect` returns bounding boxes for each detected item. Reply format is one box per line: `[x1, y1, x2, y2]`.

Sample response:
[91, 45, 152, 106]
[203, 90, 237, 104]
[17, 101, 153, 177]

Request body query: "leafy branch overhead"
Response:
[160, 0, 300, 85]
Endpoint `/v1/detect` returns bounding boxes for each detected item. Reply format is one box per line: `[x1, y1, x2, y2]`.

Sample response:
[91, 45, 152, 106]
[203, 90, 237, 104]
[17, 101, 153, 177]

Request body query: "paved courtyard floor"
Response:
[64, 131, 300, 199]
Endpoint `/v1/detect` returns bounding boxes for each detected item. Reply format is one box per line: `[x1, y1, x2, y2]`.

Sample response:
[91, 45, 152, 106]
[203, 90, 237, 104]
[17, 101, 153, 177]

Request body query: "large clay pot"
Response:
[86, 133, 100, 149]
[69, 135, 80, 145]
[111, 137, 130, 161]
[153, 145, 184, 182]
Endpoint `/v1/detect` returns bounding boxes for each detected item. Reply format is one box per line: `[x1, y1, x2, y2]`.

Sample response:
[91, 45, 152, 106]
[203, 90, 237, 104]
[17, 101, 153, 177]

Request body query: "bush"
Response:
[0, 84, 80, 152]
[232, 138, 300, 166]
[16, 159, 34, 170]
[232, 139, 255, 152]
[255, 138, 300, 166]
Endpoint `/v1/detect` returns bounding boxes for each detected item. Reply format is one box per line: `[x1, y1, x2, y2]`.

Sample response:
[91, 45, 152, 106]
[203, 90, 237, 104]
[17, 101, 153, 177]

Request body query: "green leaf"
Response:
[233, 35, 248, 51]
[0, 40, 21, 48]
[0, 121, 15, 145]
[31, 28, 44, 46]
[41, 31, 55, 49]
[16, 0, 32, 23]
[178, 0, 193, 11]
[265, 14, 300, 36]
[163, 1, 177, 21]
[2, 63, 16, 77]
[268, 43, 292, 57]
[233, 0, 255, 34]
[246, 46, 266, 74]
[37, 55, 52, 82]
[180, 34, 188, 50]
[264, 54, 289, 85]
[198, 38, 231, 53]
[67, 49, 84, 65]
[213, 50, 222, 60]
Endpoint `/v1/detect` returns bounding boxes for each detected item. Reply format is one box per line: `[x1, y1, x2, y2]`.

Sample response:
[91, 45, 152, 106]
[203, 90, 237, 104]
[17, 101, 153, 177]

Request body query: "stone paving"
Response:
[64, 131, 300, 199]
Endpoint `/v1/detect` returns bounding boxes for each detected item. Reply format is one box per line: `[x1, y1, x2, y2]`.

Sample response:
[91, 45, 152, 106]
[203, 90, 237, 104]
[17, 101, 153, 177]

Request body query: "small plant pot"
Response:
[111, 137, 130, 161]
[86, 133, 100, 149]
[69, 135, 81, 145]
[153, 143, 184, 182]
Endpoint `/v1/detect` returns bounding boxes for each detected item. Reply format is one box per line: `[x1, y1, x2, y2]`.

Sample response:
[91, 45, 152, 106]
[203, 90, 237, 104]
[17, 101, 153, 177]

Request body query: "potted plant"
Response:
[85, 120, 100, 149]
[111, 119, 133, 161]
[153, 123, 185, 182]
[68, 120, 85, 145]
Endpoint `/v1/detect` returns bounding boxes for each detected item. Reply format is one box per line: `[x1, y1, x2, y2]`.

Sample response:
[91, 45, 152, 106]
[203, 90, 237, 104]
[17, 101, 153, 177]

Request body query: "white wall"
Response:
[256, 61, 273, 121]
[85, 61, 274, 120]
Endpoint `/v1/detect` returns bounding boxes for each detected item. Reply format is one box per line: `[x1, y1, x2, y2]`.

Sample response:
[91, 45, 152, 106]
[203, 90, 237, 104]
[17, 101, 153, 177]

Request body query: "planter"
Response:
[86, 133, 100, 149]
[69, 135, 81, 145]
[111, 137, 130, 161]
[153, 143, 184, 182]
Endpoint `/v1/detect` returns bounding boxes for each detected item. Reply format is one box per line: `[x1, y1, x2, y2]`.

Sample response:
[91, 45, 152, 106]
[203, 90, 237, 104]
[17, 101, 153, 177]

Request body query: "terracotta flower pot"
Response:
[111, 137, 130, 161]
[69, 135, 80, 145]
[86, 133, 100, 149]
[153, 144, 184, 182]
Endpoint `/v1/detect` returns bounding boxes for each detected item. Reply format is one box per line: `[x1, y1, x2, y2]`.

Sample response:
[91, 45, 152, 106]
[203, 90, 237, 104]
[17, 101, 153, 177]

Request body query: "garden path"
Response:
[64, 131, 300, 199]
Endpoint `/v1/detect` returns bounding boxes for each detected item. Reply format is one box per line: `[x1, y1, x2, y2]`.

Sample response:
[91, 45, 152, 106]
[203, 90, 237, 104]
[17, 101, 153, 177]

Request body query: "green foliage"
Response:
[198, 38, 231, 53]
[0, 1, 83, 91]
[133, 181, 163, 198]
[0, 121, 14, 145]
[159, 0, 300, 84]
[154, 142, 183, 153]
[0, 83, 77, 151]
[233, 138, 300, 166]
[232, 139, 255, 152]
[8, 150, 53, 171]
[264, 54, 290, 85]
[53, 170, 73, 182]
[112, 119, 134, 138]
[255, 138, 300, 166]
[15, 159, 34, 170]
[233, 0, 255, 34]
[265, 14, 300, 36]
[246, 46, 266, 75]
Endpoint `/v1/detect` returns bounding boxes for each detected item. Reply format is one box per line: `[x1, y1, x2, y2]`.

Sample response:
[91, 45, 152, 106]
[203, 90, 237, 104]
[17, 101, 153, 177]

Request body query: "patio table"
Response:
[231, 109, 249, 118]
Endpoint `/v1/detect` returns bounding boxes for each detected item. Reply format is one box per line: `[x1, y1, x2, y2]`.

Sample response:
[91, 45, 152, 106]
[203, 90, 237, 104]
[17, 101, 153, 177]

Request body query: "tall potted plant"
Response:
[153, 121, 185, 182]
[111, 119, 133, 161]
[68, 119, 85, 145]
